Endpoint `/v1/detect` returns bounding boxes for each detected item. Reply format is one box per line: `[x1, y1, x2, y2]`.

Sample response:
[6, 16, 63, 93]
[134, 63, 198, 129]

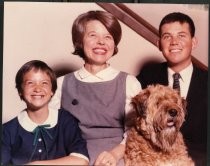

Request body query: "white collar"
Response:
[168, 63, 193, 81]
[18, 108, 58, 132]
[76, 65, 119, 81]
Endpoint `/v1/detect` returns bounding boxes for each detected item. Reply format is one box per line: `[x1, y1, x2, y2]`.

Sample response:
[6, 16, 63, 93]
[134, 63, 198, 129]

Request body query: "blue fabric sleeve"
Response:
[1, 118, 18, 165]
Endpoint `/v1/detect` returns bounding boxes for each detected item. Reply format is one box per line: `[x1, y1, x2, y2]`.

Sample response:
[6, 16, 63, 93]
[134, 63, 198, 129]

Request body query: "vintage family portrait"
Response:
[2, 2, 208, 165]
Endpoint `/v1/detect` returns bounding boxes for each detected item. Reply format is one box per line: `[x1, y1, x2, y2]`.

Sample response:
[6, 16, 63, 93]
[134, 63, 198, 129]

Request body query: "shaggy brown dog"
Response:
[125, 84, 194, 166]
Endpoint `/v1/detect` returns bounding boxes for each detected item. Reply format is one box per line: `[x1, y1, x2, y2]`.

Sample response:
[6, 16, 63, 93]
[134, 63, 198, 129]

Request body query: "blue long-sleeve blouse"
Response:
[1, 108, 89, 165]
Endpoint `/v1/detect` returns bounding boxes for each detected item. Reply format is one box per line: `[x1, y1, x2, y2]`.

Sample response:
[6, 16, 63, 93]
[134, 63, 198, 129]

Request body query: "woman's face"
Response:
[83, 20, 115, 66]
[20, 69, 53, 111]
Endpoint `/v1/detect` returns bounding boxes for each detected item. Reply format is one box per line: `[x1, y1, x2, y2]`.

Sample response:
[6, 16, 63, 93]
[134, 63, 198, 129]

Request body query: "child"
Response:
[1, 60, 89, 165]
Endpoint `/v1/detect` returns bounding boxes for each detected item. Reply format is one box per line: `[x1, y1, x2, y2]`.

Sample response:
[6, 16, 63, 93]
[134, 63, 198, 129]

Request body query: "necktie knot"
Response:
[173, 73, 181, 92]
[173, 73, 181, 80]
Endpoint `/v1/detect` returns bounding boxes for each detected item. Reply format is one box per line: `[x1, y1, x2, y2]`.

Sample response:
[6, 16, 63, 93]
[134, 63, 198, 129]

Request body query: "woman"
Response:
[50, 10, 141, 166]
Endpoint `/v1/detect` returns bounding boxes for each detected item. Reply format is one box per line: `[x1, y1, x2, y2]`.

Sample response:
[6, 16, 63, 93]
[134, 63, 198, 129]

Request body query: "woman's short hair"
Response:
[15, 60, 57, 100]
[72, 10, 122, 59]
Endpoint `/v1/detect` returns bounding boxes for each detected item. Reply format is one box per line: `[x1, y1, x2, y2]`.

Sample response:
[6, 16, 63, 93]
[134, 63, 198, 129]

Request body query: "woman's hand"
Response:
[94, 144, 125, 166]
[94, 151, 117, 166]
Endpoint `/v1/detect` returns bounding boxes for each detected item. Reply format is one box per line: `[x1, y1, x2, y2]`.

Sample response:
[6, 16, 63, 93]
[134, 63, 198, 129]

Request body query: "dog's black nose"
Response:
[168, 109, 177, 117]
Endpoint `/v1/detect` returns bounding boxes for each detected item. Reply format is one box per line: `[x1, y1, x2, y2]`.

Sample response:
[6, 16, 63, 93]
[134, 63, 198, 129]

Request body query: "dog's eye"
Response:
[156, 101, 161, 108]
[136, 103, 146, 118]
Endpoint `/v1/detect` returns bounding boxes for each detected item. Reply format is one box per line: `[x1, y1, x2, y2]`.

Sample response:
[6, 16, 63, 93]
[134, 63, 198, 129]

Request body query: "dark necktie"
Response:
[173, 73, 181, 92]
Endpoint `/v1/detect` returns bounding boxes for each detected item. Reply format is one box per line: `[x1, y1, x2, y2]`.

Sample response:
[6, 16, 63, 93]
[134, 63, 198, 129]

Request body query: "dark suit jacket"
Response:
[137, 62, 208, 166]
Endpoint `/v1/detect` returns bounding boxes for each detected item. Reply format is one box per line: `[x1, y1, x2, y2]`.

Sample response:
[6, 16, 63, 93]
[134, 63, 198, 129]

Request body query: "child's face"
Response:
[20, 69, 53, 111]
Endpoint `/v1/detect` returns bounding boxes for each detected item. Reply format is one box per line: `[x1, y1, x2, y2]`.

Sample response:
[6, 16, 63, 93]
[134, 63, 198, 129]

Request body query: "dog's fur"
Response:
[125, 84, 194, 166]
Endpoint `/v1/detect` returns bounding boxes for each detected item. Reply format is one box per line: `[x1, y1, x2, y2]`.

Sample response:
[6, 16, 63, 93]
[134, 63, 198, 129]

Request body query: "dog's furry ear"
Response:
[132, 91, 149, 118]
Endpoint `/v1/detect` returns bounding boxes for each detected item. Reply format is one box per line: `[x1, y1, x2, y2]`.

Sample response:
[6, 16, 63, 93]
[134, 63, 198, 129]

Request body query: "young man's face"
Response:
[159, 21, 197, 71]
[20, 69, 53, 111]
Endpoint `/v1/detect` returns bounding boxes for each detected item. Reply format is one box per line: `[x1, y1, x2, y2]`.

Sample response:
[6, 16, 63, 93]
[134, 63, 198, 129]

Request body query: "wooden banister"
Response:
[97, 3, 159, 46]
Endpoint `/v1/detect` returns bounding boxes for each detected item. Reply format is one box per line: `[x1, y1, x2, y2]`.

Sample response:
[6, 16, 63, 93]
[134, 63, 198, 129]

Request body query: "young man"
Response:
[137, 12, 207, 166]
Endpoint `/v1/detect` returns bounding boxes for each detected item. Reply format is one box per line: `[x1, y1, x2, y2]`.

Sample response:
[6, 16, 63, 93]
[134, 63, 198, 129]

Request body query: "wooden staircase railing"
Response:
[97, 3, 208, 71]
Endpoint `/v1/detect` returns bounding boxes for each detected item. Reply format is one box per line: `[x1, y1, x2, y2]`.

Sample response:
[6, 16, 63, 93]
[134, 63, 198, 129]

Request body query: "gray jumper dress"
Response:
[61, 72, 127, 165]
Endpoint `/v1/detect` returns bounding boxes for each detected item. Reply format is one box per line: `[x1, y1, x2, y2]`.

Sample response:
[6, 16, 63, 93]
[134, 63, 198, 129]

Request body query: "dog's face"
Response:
[132, 84, 186, 151]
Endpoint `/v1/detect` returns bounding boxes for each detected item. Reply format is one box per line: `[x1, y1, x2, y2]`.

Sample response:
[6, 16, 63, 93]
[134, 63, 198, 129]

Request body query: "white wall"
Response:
[3, 2, 208, 123]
